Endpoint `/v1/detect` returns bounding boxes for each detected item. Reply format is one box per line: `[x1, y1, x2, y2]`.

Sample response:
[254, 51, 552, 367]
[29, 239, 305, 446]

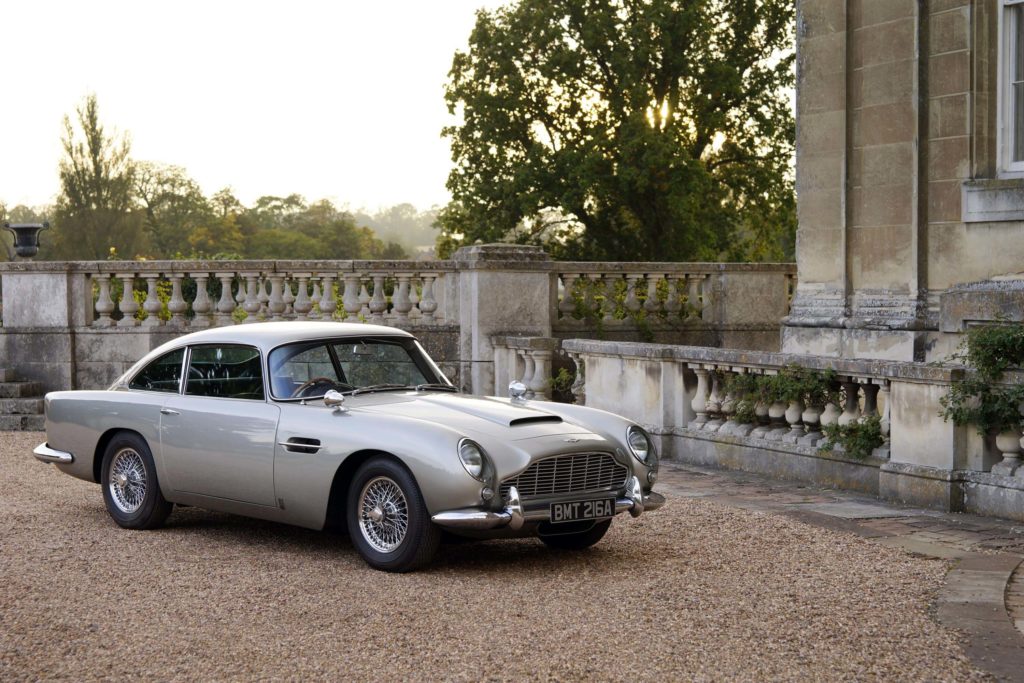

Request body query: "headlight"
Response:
[458, 438, 486, 481]
[626, 426, 656, 465]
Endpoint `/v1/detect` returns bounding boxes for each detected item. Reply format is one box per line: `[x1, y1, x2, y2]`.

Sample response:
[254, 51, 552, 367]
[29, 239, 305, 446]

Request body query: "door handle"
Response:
[160, 408, 180, 416]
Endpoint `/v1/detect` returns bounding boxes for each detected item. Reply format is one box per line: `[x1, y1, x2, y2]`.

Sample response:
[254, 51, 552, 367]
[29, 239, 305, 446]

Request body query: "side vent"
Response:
[509, 416, 563, 427]
[278, 437, 321, 454]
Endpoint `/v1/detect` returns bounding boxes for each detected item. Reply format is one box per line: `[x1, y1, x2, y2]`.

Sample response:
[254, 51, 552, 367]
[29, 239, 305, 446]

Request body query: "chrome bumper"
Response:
[431, 476, 666, 531]
[33, 442, 74, 465]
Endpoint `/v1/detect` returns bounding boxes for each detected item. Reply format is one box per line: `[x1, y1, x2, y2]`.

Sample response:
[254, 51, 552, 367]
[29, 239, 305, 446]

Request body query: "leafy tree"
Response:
[353, 203, 440, 251]
[53, 95, 146, 259]
[442, 0, 795, 261]
[134, 162, 216, 257]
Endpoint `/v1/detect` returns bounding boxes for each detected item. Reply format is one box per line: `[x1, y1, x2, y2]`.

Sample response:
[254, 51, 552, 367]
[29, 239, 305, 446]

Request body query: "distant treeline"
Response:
[0, 96, 439, 262]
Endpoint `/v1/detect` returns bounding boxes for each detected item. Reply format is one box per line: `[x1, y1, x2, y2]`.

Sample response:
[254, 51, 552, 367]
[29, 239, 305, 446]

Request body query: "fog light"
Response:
[647, 470, 658, 485]
[481, 486, 494, 501]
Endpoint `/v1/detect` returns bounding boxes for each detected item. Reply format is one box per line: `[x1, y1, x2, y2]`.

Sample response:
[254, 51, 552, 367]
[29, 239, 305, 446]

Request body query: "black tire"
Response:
[100, 432, 173, 530]
[346, 457, 440, 572]
[540, 519, 612, 550]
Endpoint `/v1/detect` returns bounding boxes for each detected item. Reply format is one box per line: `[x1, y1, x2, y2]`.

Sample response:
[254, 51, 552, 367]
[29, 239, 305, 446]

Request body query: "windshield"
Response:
[268, 336, 450, 400]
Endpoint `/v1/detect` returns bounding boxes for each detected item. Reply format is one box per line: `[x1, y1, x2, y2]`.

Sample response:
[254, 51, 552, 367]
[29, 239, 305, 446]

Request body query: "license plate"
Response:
[549, 498, 615, 523]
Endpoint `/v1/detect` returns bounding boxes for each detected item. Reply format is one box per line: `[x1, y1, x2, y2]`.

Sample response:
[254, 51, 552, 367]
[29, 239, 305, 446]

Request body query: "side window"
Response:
[129, 349, 185, 393]
[185, 345, 265, 400]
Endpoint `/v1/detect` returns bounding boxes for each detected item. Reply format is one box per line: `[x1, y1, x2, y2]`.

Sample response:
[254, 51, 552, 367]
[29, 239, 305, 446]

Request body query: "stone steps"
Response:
[0, 370, 45, 431]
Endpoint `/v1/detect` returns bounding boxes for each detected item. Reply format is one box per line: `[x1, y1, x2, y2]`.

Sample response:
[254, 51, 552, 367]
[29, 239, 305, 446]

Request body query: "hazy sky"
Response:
[2, 0, 505, 212]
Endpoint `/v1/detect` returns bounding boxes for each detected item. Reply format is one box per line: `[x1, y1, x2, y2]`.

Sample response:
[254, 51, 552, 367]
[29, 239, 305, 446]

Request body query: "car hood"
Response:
[350, 392, 593, 440]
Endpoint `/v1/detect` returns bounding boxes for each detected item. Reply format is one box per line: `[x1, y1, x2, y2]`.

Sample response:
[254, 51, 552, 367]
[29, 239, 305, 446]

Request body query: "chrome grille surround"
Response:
[499, 452, 629, 500]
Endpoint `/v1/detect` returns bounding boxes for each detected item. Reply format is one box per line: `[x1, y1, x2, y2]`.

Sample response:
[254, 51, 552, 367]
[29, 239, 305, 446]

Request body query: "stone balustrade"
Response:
[491, 336, 560, 400]
[563, 339, 1024, 521]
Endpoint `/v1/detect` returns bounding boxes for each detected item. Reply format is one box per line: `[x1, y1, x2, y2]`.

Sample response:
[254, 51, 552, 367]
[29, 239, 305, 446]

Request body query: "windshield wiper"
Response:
[350, 384, 409, 396]
[414, 383, 459, 392]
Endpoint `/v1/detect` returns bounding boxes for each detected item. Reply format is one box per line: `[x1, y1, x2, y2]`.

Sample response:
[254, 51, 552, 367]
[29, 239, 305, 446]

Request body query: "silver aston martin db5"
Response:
[33, 322, 665, 571]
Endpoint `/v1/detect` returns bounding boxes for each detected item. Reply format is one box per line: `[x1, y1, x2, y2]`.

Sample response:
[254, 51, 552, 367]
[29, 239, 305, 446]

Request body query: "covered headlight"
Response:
[458, 438, 486, 481]
[626, 426, 656, 465]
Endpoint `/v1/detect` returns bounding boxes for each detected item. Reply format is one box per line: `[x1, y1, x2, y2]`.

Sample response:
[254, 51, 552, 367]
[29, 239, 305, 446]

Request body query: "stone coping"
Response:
[0, 258, 797, 276]
[562, 338, 966, 382]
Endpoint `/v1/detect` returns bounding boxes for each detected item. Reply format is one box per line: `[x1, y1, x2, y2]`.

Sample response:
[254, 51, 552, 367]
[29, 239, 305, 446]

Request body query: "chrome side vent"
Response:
[278, 437, 321, 454]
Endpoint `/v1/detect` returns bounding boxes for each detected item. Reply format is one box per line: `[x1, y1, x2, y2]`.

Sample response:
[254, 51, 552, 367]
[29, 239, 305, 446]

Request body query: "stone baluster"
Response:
[529, 349, 553, 400]
[93, 274, 115, 328]
[624, 274, 642, 314]
[167, 274, 187, 327]
[215, 272, 237, 326]
[292, 274, 312, 320]
[308, 281, 322, 319]
[687, 274, 704, 319]
[282, 278, 296, 319]
[703, 368, 724, 432]
[664, 275, 682, 317]
[993, 428, 1023, 476]
[689, 366, 710, 429]
[799, 397, 824, 446]
[141, 275, 163, 327]
[392, 273, 413, 321]
[342, 275, 362, 321]
[358, 279, 372, 319]
[558, 273, 579, 318]
[718, 369, 738, 435]
[234, 279, 246, 307]
[408, 278, 421, 321]
[838, 379, 861, 426]
[876, 380, 891, 457]
[318, 274, 337, 320]
[782, 395, 805, 444]
[750, 373, 772, 438]
[567, 351, 586, 405]
[520, 350, 536, 399]
[267, 274, 285, 321]
[419, 274, 438, 322]
[257, 276, 270, 317]
[116, 272, 139, 328]
[369, 275, 387, 324]
[241, 272, 261, 323]
[643, 274, 663, 315]
[601, 274, 618, 323]
[191, 273, 213, 327]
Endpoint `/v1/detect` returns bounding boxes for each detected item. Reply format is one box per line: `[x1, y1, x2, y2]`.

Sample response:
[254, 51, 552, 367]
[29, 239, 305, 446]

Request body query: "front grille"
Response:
[499, 452, 629, 499]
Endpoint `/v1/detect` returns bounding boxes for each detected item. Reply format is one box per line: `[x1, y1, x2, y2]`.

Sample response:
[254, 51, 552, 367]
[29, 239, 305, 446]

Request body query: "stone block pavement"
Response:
[658, 462, 1024, 682]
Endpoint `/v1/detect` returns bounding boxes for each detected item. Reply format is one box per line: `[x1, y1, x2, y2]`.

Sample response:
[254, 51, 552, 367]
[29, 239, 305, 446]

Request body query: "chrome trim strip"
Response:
[33, 442, 74, 464]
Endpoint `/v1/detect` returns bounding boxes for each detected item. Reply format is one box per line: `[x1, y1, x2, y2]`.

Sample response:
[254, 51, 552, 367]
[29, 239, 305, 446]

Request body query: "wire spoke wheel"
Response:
[108, 447, 148, 514]
[357, 476, 409, 553]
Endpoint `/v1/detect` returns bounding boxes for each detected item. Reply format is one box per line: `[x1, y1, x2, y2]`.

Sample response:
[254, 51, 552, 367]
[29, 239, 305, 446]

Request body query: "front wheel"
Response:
[100, 432, 172, 530]
[346, 457, 440, 572]
[540, 519, 612, 550]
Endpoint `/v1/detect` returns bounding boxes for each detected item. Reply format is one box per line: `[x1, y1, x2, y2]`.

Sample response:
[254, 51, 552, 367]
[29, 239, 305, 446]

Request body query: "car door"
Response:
[160, 343, 280, 507]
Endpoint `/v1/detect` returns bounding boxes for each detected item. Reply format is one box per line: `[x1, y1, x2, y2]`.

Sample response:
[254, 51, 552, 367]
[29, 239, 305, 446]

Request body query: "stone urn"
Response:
[3, 222, 49, 258]
[992, 427, 1023, 476]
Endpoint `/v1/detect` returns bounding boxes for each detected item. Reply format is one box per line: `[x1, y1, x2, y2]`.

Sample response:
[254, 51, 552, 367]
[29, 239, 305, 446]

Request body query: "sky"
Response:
[1, 0, 505, 213]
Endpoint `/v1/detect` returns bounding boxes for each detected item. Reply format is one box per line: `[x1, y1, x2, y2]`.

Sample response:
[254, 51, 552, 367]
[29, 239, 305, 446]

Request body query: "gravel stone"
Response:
[0, 432, 987, 681]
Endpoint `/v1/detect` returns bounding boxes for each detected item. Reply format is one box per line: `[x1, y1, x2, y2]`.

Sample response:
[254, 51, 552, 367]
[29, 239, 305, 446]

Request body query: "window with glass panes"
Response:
[1004, 0, 1024, 171]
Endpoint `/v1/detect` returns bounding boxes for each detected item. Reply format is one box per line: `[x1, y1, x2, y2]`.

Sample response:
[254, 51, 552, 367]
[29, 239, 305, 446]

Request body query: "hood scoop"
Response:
[509, 415, 563, 427]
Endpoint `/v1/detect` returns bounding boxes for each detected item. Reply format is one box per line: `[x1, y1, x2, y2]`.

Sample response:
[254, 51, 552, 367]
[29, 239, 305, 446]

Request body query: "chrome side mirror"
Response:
[508, 381, 528, 402]
[323, 390, 348, 413]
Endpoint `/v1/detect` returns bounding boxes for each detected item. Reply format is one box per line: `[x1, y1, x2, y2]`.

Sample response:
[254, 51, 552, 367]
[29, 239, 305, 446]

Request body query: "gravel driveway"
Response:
[1, 431, 985, 681]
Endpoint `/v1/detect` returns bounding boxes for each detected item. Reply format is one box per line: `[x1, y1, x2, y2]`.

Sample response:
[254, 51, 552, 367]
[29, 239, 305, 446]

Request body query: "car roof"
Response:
[150, 321, 413, 357]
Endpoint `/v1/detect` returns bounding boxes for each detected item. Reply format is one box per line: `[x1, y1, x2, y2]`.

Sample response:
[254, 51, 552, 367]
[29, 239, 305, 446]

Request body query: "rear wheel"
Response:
[100, 432, 172, 530]
[540, 519, 612, 550]
[346, 457, 440, 572]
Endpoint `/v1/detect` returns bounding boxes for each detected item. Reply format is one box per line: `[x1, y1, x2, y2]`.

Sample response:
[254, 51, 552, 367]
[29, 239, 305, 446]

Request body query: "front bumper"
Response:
[431, 476, 666, 531]
[33, 442, 74, 465]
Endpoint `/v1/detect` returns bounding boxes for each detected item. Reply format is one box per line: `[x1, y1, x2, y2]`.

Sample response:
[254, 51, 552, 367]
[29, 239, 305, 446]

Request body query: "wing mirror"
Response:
[508, 381, 528, 402]
[323, 390, 349, 413]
